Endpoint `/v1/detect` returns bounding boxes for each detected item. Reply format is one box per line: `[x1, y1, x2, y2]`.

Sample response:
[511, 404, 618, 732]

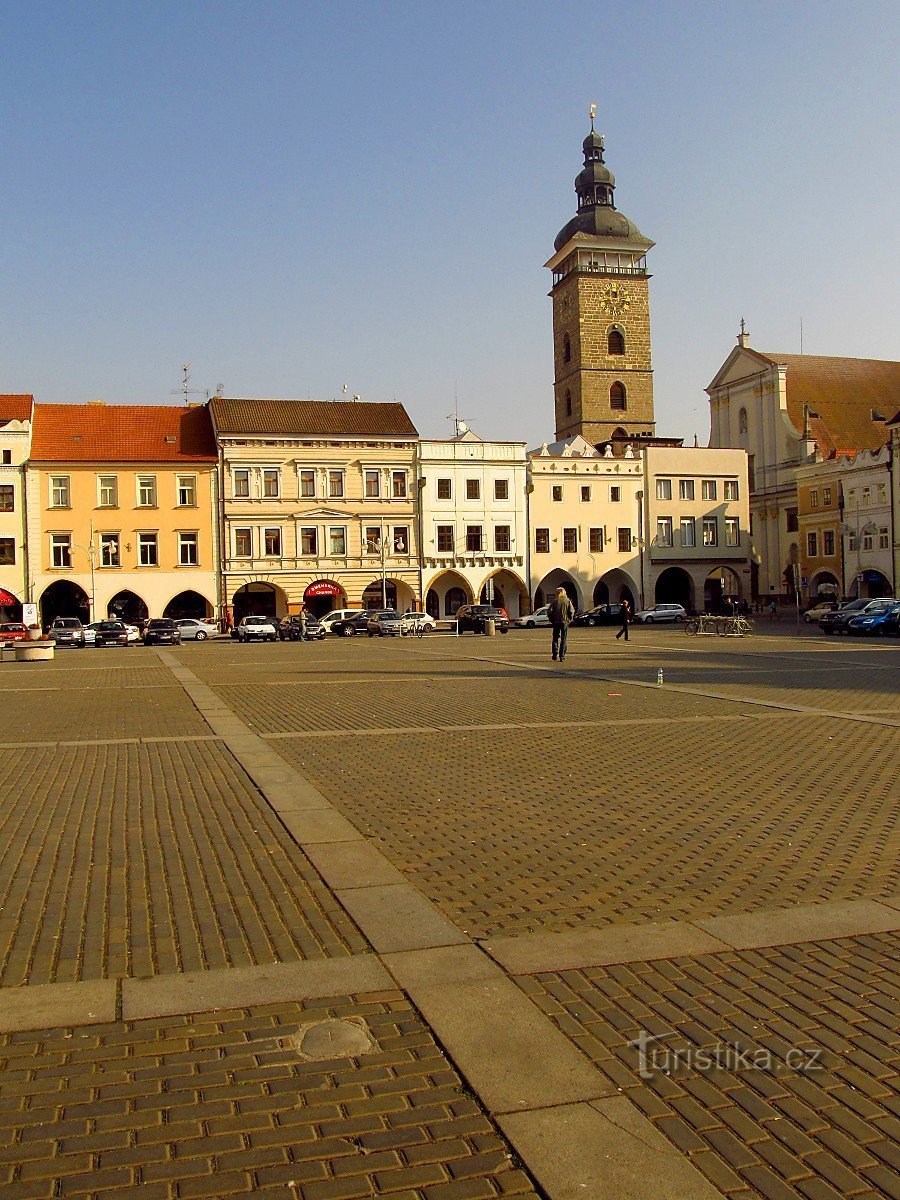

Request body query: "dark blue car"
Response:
[847, 601, 900, 636]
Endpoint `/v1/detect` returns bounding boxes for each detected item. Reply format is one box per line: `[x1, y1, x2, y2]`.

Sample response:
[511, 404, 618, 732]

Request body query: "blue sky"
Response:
[2, 1, 898, 445]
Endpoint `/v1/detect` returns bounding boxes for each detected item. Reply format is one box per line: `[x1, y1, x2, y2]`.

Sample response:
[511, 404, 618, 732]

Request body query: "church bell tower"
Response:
[547, 115, 656, 445]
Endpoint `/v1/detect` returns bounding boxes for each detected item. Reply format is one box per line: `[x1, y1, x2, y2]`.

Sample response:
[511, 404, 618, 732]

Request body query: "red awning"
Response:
[0, 589, 19, 607]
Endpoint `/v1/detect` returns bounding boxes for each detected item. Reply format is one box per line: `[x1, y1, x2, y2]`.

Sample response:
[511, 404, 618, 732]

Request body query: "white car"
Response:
[803, 601, 838, 624]
[515, 606, 552, 628]
[319, 609, 365, 634]
[174, 618, 219, 641]
[84, 621, 103, 646]
[235, 615, 278, 642]
[125, 624, 140, 643]
[404, 612, 436, 631]
[632, 603, 686, 624]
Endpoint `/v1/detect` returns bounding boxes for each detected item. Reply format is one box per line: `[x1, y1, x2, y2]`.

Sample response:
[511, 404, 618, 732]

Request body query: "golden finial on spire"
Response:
[589, 103, 597, 130]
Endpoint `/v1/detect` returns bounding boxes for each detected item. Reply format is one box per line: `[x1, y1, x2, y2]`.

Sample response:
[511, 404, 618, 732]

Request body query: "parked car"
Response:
[143, 618, 182, 646]
[818, 598, 888, 635]
[515, 606, 552, 629]
[83, 621, 104, 646]
[403, 611, 436, 632]
[366, 610, 411, 637]
[278, 615, 326, 641]
[0, 622, 29, 643]
[454, 604, 510, 634]
[319, 609, 365, 634]
[573, 603, 626, 627]
[330, 611, 375, 637]
[632, 603, 686, 624]
[47, 617, 86, 648]
[235, 615, 278, 642]
[803, 601, 839, 623]
[847, 601, 900, 636]
[93, 620, 130, 647]
[173, 618, 218, 641]
[125, 623, 141, 644]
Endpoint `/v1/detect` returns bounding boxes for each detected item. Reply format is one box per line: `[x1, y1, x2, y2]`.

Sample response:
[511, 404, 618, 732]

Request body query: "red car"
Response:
[0, 623, 29, 643]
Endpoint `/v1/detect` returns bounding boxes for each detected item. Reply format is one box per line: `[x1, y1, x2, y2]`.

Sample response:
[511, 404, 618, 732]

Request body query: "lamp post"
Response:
[840, 496, 877, 599]
[73, 522, 98, 622]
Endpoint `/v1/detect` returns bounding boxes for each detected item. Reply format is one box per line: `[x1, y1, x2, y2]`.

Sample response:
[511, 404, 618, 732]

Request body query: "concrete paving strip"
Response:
[303, 840, 407, 889]
[695, 897, 900, 949]
[278, 807, 366, 844]
[499, 1099, 725, 1199]
[122, 955, 392, 1020]
[482, 920, 731, 974]
[383, 943, 502, 989]
[405, 975, 617, 1114]
[335, 883, 471, 952]
[0, 979, 117, 1033]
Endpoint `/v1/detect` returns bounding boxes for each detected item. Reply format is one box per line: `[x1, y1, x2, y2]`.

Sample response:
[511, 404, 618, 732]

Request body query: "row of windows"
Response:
[656, 478, 740, 502]
[49, 532, 199, 569]
[232, 467, 409, 501]
[536, 527, 631, 554]
[550, 484, 628, 503]
[435, 477, 510, 501]
[48, 474, 198, 510]
[807, 528, 890, 557]
[563, 329, 625, 362]
[807, 484, 888, 509]
[656, 516, 741, 549]
[230, 525, 411, 559]
[434, 525, 511, 553]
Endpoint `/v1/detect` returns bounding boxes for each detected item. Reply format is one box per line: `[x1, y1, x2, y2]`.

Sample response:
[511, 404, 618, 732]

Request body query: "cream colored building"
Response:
[528, 435, 644, 611]
[796, 447, 893, 600]
[27, 404, 219, 625]
[418, 428, 528, 619]
[0, 395, 34, 621]
[708, 337, 896, 600]
[642, 445, 751, 612]
[209, 398, 420, 618]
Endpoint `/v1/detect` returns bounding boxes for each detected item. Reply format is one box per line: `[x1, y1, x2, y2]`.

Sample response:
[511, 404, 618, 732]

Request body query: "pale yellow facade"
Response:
[219, 437, 420, 617]
[26, 463, 219, 624]
[0, 416, 32, 618]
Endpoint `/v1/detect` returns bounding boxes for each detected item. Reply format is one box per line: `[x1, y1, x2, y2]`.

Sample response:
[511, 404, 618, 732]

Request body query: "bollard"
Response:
[657, 668, 664, 686]
[485, 618, 496, 637]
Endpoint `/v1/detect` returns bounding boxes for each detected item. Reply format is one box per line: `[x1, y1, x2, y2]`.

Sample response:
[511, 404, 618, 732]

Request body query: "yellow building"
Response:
[209, 397, 420, 619]
[27, 404, 219, 626]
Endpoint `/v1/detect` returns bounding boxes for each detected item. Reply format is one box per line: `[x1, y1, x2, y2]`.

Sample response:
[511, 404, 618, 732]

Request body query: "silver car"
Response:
[174, 618, 218, 642]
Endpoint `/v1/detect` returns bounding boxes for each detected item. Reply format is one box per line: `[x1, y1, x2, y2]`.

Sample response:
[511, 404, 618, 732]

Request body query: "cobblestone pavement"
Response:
[0, 628, 897, 1198]
[0, 739, 365, 985]
[520, 931, 900, 1199]
[0, 990, 540, 1200]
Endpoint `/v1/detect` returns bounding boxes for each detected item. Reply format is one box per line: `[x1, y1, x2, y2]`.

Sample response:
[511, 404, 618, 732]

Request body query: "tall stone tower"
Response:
[547, 119, 656, 445]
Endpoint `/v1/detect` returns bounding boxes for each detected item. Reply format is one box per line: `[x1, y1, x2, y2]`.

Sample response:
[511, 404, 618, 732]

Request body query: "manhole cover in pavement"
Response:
[289, 1017, 377, 1061]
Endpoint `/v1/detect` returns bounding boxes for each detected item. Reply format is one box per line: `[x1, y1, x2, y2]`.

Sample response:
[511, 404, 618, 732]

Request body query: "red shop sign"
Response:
[0, 589, 19, 606]
[304, 580, 343, 599]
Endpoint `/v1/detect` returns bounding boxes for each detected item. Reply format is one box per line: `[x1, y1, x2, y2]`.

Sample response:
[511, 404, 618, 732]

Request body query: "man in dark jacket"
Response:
[615, 600, 631, 641]
[548, 587, 575, 662]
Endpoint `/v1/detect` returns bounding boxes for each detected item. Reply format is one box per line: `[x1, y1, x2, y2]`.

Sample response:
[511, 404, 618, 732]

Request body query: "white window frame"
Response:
[724, 479, 740, 501]
[262, 468, 281, 499]
[50, 475, 70, 508]
[563, 527, 578, 554]
[680, 517, 696, 548]
[51, 533, 72, 568]
[99, 532, 120, 568]
[436, 478, 452, 500]
[391, 471, 407, 500]
[178, 532, 199, 566]
[97, 475, 118, 508]
[656, 478, 672, 501]
[657, 517, 673, 548]
[392, 526, 410, 555]
[328, 526, 347, 557]
[327, 469, 345, 499]
[879, 527, 889, 551]
[136, 475, 157, 508]
[495, 478, 510, 501]
[466, 479, 481, 501]
[679, 479, 694, 501]
[702, 517, 718, 547]
[610, 486, 621, 503]
[233, 527, 253, 558]
[725, 518, 741, 548]
[364, 526, 381, 555]
[137, 532, 158, 567]
[233, 468, 251, 498]
[177, 475, 197, 508]
[494, 525, 511, 552]
[262, 527, 281, 559]
[363, 470, 380, 499]
[436, 525, 454, 554]
[300, 526, 318, 556]
[298, 468, 316, 499]
[701, 480, 717, 502]
[806, 531, 818, 558]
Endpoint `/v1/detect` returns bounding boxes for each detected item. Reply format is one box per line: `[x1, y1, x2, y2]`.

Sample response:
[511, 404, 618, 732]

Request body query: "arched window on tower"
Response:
[608, 328, 625, 356]
[610, 382, 627, 411]
[738, 407, 748, 434]
[563, 334, 571, 364]
[565, 389, 572, 417]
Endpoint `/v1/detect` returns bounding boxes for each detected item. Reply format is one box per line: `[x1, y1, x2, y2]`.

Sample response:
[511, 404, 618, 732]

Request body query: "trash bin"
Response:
[485, 618, 496, 637]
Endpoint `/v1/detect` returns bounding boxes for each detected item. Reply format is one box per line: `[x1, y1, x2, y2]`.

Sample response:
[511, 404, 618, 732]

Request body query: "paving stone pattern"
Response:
[275, 714, 900, 938]
[0, 741, 366, 986]
[0, 686, 210, 742]
[0, 990, 541, 1200]
[520, 931, 900, 1199]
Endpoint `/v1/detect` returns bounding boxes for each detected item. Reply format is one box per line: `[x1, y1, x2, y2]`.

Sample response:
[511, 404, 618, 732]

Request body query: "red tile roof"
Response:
[30, 404, 217, 463]
[0, 395, 34, 426]
[210, 397, 418, 438]
[756, 353, 897, 457]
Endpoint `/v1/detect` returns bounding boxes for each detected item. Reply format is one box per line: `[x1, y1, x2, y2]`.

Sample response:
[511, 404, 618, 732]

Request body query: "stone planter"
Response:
[15, 640, 55, 662]
[26, 627, 44, 641]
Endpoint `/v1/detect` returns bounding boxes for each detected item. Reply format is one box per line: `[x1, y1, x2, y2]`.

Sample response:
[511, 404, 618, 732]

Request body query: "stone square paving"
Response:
[0, 625, 896, 1199]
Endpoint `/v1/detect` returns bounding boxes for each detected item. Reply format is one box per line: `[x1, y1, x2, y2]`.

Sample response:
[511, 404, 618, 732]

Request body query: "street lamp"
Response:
[840, 492, 877, 599]
[72, 522, 98, 622]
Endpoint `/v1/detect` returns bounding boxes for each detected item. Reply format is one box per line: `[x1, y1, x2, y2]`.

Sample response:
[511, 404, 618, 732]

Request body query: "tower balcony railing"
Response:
[553, 262, 647, 286]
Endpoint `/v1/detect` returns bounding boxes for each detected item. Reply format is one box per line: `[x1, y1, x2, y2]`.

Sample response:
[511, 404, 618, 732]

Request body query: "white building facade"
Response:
[418, 431, 529, 619]
[0, 396, 34, 621]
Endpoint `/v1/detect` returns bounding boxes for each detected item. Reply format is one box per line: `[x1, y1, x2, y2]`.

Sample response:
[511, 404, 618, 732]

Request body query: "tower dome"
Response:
[554, 123, 649, 252]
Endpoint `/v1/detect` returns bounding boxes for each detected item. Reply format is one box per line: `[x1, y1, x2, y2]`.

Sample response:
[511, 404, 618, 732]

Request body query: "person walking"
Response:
[547, 586, 574, 662]
[615, 599, 631, 641]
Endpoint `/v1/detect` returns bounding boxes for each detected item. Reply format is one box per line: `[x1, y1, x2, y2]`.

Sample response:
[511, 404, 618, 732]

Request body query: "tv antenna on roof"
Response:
[170, 363, 209, 406]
